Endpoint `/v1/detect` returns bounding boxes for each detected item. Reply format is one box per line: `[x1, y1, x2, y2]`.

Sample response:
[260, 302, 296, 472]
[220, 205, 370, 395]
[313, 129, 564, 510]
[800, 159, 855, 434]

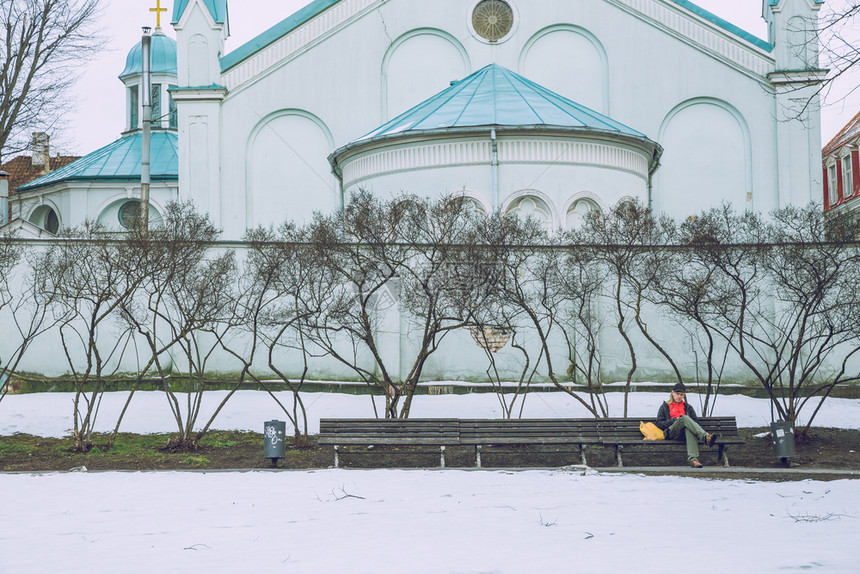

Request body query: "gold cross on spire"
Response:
[150, 0, 167, 29]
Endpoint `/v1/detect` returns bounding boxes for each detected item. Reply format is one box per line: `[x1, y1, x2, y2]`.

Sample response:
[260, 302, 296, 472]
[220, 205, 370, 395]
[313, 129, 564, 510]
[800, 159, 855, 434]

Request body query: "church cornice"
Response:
[331, 127, 662, 189]
[220, 0, 385, 95]
[767, 68, 828, 86]
[169, 85, 228, 101]
[606, 0, 776, 85]
[220, 0, 777, 98]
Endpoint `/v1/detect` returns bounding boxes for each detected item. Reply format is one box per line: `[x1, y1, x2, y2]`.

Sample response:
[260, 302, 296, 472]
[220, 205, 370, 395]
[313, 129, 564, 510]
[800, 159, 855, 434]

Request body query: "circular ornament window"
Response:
[118, 200, 142, 230]
[471, 0, 515, 43]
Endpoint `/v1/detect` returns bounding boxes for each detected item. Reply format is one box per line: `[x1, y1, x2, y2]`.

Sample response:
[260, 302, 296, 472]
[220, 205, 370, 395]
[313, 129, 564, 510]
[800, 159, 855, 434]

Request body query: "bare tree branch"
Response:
[0, 0, 104, 160]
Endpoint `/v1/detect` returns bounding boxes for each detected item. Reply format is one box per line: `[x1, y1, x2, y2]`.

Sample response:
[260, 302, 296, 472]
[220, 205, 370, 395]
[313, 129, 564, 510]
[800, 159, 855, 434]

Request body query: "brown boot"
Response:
[690, 459, 704, 468]
[705, 433, 717, 447]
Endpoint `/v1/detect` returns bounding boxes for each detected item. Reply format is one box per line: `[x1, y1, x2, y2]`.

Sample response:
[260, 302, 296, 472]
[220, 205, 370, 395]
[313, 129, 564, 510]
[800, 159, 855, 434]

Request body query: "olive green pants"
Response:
[665, 415, 707, 461]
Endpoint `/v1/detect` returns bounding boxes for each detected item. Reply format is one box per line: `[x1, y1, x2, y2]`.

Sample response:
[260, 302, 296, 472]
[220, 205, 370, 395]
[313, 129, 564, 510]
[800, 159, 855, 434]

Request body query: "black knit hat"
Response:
[672, 383, 687, 393]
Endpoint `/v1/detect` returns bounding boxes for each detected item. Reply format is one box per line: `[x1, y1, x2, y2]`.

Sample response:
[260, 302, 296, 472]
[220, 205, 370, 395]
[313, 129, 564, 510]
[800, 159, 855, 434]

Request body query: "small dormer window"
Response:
[129, 85, 139, 129]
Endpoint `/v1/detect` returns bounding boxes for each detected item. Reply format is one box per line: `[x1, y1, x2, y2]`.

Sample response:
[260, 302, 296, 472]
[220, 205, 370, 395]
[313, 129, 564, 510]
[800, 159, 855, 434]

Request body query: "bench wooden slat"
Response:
[319, 418, 460, 446]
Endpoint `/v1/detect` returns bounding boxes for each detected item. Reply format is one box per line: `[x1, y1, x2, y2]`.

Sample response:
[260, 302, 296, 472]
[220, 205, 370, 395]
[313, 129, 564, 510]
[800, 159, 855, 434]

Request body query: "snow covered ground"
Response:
[2, 388, 860, 437]
[1, 390, 859, 573]
[1, 468, 858, 573]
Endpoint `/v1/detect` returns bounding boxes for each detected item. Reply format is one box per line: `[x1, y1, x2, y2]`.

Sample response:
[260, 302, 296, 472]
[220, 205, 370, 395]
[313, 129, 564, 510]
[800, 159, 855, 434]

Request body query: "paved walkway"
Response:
[594, 466, 860, 480]
[3, 466, 859, 481]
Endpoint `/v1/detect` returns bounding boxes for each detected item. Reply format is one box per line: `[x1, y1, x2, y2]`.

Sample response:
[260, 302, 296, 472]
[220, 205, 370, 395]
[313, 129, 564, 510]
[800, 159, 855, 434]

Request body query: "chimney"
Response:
[0, 170, 9, 226]
[31, 132, 51, 174]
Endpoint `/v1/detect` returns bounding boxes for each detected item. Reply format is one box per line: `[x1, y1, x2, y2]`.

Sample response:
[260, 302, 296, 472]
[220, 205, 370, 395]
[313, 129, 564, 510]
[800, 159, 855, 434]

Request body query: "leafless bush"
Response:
[299, 191, 478, 418]
[0, 237, 60, 404]
[243, 222, 338, 443]
[41, 222, 146, 451]
[114, 202, 237, 449]
[465, 211, 606, 417]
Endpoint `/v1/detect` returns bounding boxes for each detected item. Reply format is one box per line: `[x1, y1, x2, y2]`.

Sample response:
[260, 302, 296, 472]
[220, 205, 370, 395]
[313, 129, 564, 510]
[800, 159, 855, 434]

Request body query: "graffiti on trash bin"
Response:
[265, 425, 284, 445]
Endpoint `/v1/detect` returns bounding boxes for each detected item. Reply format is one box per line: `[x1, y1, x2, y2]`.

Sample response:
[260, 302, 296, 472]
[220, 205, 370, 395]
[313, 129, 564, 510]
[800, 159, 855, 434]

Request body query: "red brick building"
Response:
[0, 134, 78, 232]
[823, 110, 860, 216]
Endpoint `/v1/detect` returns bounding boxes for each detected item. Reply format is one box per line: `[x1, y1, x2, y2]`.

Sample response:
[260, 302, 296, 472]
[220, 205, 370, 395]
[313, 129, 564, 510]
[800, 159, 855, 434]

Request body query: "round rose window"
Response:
[119, 200, 142, 229]
[472, 0, 514, 42]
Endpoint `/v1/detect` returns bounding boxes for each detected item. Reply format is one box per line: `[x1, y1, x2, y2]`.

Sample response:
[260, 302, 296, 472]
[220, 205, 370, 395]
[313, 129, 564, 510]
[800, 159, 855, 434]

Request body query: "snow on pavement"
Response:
[0, 469, 858, 573]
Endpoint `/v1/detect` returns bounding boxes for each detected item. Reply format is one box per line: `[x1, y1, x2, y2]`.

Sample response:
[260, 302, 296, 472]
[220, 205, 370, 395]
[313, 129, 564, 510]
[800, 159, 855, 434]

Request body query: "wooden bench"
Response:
[318, 417, 744, 468]
[318, 418, 460, 468]
[590, 417, 744, 467]
[458, 418, 600, 467]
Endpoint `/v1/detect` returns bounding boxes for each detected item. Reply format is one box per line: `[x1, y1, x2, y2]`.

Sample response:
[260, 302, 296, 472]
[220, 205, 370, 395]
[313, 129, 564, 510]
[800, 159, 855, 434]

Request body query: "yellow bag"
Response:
[640, 421, 665, 440]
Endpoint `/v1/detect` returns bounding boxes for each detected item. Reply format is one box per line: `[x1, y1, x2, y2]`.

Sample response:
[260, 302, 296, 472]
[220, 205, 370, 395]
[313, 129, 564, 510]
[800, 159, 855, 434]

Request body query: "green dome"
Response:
[120, 30, 177, 78]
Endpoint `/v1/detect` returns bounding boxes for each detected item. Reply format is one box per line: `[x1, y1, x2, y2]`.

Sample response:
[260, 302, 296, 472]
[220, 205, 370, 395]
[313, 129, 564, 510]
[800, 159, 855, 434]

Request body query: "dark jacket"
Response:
[655, 401, 698, 430]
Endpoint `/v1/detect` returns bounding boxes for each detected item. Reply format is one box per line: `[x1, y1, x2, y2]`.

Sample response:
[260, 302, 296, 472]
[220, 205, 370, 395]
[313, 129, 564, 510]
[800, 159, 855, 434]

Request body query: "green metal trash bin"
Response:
[770, 420, 795, 461]
[264, 420, 286, 467]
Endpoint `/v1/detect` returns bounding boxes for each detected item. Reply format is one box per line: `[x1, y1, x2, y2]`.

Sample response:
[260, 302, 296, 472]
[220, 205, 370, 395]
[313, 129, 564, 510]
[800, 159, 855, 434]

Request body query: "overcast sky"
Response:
[62, 0, 858, 156]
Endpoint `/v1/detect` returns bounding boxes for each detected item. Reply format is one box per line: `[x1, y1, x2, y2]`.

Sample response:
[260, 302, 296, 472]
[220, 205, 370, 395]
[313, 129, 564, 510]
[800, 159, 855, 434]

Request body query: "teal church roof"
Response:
[352, 64, 649, 145]
[671, 1, 772, 51]
[17, 132, 178, 192]
[172, 0, 228, 24]
[120, 31, 177, 77]
[221, 0, 338, 71]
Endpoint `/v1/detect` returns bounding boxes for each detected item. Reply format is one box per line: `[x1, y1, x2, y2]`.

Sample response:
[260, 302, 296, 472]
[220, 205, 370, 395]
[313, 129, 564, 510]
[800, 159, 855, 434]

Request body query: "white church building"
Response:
[6, 0, 825, 237]
[169, 0, 825, 239]
[0, 0, 829, 382]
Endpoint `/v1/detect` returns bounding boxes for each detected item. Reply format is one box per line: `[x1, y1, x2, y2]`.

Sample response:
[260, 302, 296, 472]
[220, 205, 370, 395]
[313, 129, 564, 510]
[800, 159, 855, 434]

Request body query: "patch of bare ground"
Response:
[1, 427, 858, 472]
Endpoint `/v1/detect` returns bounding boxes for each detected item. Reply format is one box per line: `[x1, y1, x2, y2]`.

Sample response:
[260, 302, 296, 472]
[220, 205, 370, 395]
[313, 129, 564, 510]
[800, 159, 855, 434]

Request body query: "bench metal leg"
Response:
[616, 445, 624, 467]
[580, 444, 588, 466]
[475, 445, 482, 468]
[333, 445, 339, 468]
[719, 445, 730, 467]
[440, 446, 446, 468]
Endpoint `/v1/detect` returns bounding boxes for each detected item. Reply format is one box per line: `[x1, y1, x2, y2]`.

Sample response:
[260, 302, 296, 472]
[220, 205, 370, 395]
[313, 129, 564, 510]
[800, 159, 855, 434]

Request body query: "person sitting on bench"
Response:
[656, 383, 717, 468]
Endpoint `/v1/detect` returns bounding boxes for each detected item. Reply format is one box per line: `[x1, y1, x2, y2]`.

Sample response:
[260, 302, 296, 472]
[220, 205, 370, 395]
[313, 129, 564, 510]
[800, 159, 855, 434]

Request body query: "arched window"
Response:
[462, 196, 489, 216]
[506, 196, 552, 229]
[119, 200, 141, 229]
[565, 198, 600, 229]
[29, 205, 60, 235]
[115, 199, 163, 230]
